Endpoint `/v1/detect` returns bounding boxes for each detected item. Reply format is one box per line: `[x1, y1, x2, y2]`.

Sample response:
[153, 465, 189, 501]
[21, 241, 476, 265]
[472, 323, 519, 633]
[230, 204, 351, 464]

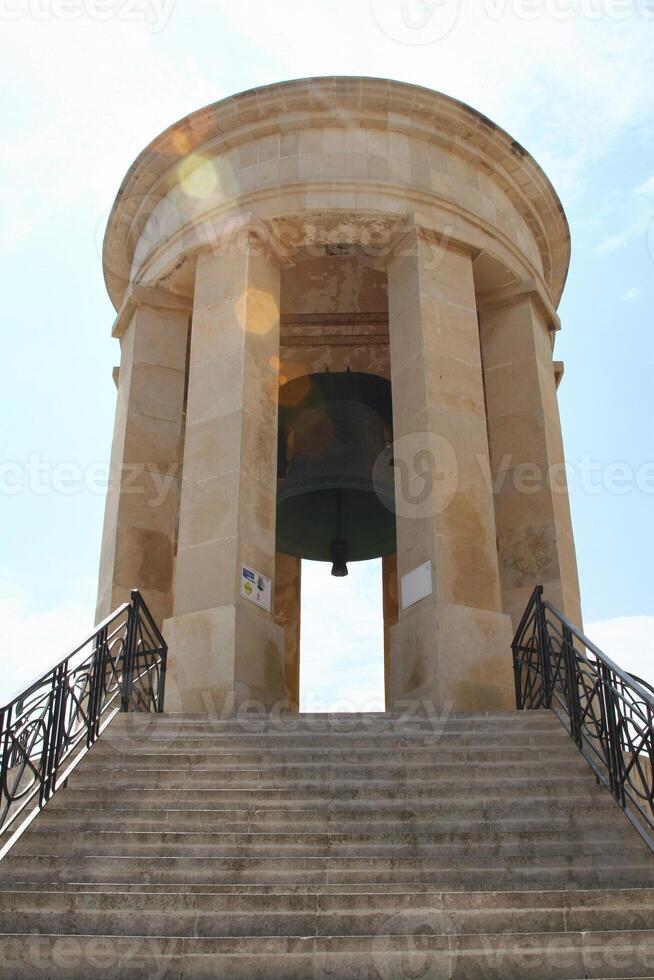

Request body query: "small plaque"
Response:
[400, 561, 432, 610]
[240, 564, 272, 612]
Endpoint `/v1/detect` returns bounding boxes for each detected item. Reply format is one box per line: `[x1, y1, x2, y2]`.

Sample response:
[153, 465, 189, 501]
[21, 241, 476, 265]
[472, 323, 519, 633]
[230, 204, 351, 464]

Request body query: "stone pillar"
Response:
[386, 229, 514, 712]
[382, 553, 399, 709]
[96, 302, 189, 627]
[164, 238, 286, 712]
[273, 552, 301, 711]
[478, 290, 582, 630]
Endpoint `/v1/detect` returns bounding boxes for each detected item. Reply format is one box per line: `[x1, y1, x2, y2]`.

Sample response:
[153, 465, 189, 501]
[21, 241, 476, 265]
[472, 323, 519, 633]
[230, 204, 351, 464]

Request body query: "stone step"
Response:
[92, 739, 575, 762]
[104, 715, 562, 737]
[49, 777, 604, 803]
[96, 725, 570, 742]
[1, 928, 653, 979]
[88, 744, 581, 766]
[3, 707, 651, 979]
[102, 715, 565, 745]
[106, 721, 565, 747]
[102, 713, 565, 745]
[3, 883, 653, 913]
[21, 821, 637, 844]
[16, 827, 640, 860]
[43, 794, 611, 820]
[2, 853, 651, 889]
[4, 878, 652, 897]
[44, 793, 603, 817]
[67, 760, 590, 785]
[2, 887, 653, 938]
[2, 870, 652, 893]
[109, 709, 561, 728]
[29, 808, 625, 837]
[79, 743, 588, 775]
[104, 726, 564, 744]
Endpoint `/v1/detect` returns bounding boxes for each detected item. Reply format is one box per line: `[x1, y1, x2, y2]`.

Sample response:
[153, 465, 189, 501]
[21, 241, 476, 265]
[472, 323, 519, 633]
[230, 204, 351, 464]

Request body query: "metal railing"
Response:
[0, 590, 166, 851]
[513, 586, 654, 851]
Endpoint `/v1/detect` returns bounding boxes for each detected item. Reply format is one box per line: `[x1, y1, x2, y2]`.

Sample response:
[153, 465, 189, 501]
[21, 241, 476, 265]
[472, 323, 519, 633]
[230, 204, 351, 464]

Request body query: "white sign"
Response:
[240, 564, 272, 612]
[400, 561, 432, 610]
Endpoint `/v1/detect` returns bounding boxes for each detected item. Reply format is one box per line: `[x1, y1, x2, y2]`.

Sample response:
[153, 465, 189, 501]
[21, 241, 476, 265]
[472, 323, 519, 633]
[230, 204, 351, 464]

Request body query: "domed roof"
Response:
[103, 76, 570, 311]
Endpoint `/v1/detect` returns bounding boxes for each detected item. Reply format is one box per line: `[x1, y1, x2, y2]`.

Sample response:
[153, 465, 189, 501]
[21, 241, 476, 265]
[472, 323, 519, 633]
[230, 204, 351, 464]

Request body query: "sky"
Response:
[0, 0, 652, 707]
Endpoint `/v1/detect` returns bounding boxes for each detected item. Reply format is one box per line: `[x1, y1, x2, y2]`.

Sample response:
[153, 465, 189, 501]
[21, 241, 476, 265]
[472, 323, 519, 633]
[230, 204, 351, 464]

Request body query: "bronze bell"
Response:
[276, 371, 396, 575]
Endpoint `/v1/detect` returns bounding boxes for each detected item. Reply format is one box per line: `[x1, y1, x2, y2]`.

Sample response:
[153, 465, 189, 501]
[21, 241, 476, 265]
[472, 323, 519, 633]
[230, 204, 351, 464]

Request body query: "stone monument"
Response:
[96, 77, 581, 714]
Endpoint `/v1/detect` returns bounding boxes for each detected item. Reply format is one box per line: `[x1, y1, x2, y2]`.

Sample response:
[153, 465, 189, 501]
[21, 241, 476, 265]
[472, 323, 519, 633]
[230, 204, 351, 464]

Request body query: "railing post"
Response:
[535, 587, 552, 708]
[158, 644, 167, 713]
[512, 640, 523, 710]
[0, 706, 8, 802]
[120, 595, 139, 713]
[562, 624, 582, 747]
[41, 661, 68, 806]
[87, 626, 108, 746]
[600, 660, 625, 807]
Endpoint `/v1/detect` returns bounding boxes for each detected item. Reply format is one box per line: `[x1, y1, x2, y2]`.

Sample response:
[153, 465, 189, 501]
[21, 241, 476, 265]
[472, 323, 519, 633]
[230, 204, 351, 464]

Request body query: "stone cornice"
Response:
[132, 194, 549, 316]
[554, 360, 565, 388]
[475, 278, 561, 333]
[111, 283, 193, 339]
[192, 216, 297, 269]
[103, 77, 570, 314]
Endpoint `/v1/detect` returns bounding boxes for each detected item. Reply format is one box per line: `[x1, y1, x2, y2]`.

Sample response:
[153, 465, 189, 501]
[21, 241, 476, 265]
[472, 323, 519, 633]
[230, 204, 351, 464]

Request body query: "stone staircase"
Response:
[0, 709, 653, 978]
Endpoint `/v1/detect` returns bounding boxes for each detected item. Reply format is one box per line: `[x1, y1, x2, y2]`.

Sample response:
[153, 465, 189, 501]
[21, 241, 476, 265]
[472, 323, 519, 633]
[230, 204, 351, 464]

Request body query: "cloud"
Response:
[3, 3, 653, 257]
[586, 615, 654, 688]
[300, 559, 385, 711]
[211, 0, 654, 195]
[0, 213, 39, 254]
[0, 577, 95, 705]
[597, 172, 654, 253]
[3, 571, 650, 719]
[622, 287, 641, 301]
[0, 15, 218, 255]
[299, 562, 654, 710]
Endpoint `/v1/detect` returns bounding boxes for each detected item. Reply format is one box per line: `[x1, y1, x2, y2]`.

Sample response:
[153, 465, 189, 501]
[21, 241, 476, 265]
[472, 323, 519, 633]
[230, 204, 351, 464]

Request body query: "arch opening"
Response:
[273, 249, 396, 711]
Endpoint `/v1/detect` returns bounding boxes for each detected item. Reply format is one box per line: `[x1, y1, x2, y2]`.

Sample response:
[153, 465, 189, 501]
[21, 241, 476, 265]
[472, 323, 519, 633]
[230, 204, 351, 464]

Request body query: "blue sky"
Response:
[0, 0, 652, 705]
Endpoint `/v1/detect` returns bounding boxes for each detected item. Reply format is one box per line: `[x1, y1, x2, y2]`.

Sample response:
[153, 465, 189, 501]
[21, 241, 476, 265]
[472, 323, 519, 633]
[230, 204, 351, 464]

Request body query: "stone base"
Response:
[388, 600, 515, 713]
[163, 603, 286, 713]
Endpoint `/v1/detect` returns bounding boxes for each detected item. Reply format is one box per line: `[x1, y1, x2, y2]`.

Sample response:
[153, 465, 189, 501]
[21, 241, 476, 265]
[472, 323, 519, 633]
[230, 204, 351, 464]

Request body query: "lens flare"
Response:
[178, 155, 218, 199]
[236, 288, 279, 336]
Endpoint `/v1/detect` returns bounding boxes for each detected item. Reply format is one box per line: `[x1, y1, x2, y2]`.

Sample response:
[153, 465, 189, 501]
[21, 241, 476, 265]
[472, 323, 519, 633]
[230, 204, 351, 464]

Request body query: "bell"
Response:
[276, 371, 396, 574]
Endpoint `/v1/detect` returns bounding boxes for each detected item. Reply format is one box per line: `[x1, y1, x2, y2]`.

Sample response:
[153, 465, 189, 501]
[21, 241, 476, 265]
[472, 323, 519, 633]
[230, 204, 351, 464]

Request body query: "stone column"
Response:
[382, 553, 399, 709]
[96, 301, 189, 628]
[478, 290, 582, 630]
[164, 238, 285, 713]
[386, 228, 514, 712]
[273, 552, 301, 711]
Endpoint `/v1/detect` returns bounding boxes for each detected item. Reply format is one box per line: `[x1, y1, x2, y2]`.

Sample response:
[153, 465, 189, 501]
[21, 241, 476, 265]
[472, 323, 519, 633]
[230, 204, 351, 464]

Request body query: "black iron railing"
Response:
[0, 590, 166, 850]
[513, 586, 654, 851]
